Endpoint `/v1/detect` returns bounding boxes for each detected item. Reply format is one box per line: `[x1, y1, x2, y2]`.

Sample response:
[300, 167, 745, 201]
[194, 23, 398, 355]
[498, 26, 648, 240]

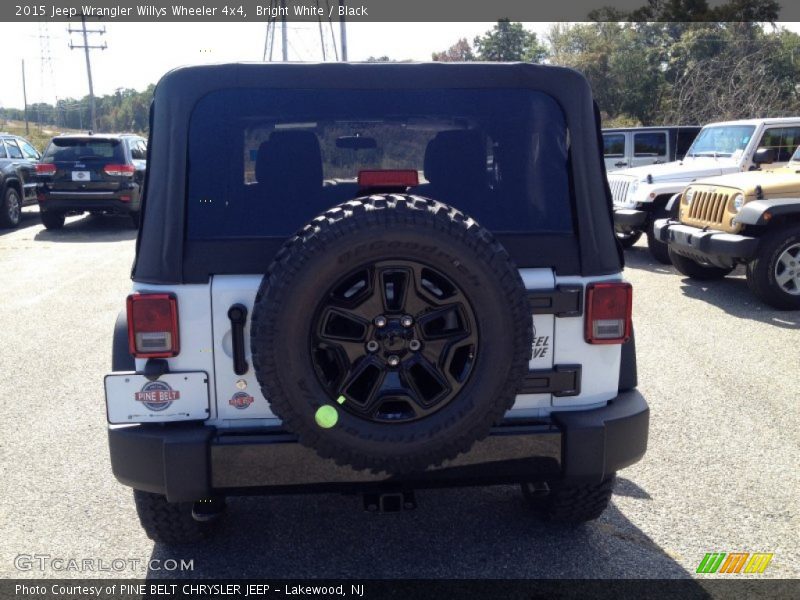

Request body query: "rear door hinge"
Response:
[526, 285, 583, 317]
[520, 365, 582, 397]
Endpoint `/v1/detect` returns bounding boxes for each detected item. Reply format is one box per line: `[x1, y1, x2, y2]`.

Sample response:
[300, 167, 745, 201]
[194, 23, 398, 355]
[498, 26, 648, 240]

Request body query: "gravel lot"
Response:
[0, 209, 797, 581]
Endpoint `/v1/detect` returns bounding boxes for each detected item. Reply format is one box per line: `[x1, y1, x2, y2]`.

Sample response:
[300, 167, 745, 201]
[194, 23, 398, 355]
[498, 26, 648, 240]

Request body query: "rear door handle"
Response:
[227, 304, 249, 376]
[614, 161, 628, 167]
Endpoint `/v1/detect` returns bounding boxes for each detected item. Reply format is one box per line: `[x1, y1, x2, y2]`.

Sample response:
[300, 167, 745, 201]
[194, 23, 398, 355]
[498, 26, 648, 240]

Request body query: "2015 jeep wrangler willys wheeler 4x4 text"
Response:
[105, 63, 648, 543]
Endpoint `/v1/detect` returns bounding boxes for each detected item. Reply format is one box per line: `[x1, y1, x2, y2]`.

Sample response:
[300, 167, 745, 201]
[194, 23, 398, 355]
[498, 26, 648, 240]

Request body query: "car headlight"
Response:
[732, 193, 745, 211]
[628, 181, 639, 197]
[685, 188, 695, 205]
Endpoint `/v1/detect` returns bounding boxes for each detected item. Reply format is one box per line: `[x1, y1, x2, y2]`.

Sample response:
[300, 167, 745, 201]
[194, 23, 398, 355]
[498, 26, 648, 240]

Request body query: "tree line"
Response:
[432, 1, 799, 126]
[0, 85, 153, 134]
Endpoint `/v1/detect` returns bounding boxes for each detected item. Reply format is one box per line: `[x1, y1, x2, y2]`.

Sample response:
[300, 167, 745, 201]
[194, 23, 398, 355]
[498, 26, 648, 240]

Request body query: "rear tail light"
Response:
[104, 164, 135, 177]
[127, 293, 180, 358]
[585, 282, 632, 344]
[35, 164, 56, 175]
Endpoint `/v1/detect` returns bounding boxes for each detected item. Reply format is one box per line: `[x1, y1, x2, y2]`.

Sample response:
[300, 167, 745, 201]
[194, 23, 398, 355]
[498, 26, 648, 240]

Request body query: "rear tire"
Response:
[0, 187, 22, 228]
[522, 475, 616, 523]
[745, 224, 800, 310]
[41, 210, 65, 230]
[616, 230, 642, 249]
[133, 490, 221, 544]
[669, 248, 733, 280]
[129, 210, 141, 229]
[647, 227, 672, 264]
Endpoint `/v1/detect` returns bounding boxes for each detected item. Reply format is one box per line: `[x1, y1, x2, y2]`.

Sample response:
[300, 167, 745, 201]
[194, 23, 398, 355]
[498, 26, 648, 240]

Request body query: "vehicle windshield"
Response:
[43, 138, 124, 163]
[685, 125, 755, 158]
[186, 88, 574, 239]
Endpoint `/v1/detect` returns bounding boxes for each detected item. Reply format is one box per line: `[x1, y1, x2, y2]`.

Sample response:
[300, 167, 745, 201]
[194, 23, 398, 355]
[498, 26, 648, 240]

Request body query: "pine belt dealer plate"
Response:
[104, 371, 210, 424]
[71, 170, 90, 181]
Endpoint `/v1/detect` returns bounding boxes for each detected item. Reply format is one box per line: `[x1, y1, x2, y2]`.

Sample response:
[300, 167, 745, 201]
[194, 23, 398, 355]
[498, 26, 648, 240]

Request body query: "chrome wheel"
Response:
[774, 242, 800, 295]
[6, 190, 21, 225]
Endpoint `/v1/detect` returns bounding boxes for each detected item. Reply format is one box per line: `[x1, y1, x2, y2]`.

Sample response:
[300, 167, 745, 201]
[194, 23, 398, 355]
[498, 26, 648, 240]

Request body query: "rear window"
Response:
[43, 138, 125, 163]
[187, 88, 573, 239]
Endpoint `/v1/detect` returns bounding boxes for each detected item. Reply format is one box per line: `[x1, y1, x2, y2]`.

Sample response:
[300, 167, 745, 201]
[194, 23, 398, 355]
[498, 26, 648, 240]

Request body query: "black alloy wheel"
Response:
[310, 260, 478, 424]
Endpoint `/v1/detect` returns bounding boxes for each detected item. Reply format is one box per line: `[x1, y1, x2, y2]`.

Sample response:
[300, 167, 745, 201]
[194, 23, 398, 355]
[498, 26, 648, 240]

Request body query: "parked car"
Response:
[104, 62, 647, 543]
[35, 133, 147, 229]
[602, 126, 700, 172]
[655, 145, 800, 309]
[0, 133, 41, 228]
[608, 117, 800, 262]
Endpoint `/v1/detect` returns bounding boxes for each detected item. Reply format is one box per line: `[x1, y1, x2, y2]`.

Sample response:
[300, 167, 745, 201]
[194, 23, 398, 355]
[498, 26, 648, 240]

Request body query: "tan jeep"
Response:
[654, 146, 800, 309]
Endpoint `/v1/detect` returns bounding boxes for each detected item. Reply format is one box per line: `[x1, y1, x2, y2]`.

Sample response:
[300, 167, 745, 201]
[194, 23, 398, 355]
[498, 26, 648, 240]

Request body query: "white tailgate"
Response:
[211, 275, 275, 420]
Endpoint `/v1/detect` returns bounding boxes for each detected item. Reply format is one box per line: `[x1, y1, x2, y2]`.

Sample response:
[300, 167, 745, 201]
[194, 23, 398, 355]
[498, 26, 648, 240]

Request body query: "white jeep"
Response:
[104, 63, 648, 543]
[609, 118, 800, 263]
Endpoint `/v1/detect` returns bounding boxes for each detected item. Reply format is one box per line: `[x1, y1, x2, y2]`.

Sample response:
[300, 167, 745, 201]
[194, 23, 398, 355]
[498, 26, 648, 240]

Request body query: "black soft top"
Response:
[133, 62, 621, 283]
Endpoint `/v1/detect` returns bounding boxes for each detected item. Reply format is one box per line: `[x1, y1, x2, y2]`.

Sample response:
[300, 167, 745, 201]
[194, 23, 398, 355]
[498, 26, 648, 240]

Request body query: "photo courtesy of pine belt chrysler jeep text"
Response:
[104, 63, 648, 543]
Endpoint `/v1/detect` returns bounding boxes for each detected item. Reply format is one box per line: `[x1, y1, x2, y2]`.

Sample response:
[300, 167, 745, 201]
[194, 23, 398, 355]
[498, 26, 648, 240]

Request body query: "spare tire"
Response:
[251, 195, 532, 473]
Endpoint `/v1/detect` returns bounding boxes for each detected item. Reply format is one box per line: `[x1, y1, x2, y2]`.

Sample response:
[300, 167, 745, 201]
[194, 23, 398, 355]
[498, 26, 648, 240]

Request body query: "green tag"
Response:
[315, 405, 339, 429]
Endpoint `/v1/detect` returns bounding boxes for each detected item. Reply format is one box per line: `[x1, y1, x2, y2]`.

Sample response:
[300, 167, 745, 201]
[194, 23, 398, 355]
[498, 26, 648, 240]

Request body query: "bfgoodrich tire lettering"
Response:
[250, 195, 533, 474]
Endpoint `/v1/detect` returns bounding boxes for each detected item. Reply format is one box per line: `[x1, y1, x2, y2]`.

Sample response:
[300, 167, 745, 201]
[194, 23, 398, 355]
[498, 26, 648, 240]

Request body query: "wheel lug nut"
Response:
[409, 339, 421, 351]
[401, 315, 414, 327]
[387, 355, 400, 367]
[374, 316, 387, 328]
[366, 340, 379, 353]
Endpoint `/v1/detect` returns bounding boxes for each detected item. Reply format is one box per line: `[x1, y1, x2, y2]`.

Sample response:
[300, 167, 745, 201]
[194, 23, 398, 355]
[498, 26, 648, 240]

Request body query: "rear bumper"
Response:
[108, 391, 649, 502]
[613, 207, 649, 232]
[653, 219, 759, 264]
[38, 192, 139, 214]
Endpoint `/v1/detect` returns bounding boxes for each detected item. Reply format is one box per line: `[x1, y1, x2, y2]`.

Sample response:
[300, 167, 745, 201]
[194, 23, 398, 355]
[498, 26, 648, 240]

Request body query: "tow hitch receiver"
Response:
[363, 490, 417, 513]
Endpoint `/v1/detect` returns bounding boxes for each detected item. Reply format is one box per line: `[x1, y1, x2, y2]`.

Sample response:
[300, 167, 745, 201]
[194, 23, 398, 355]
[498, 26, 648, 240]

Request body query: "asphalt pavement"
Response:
[0, 208, 797, 581]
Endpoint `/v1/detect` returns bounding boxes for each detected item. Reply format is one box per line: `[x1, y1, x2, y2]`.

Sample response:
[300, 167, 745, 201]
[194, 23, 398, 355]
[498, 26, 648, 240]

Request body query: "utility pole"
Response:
[281, 0, 288, 61]
[21, 60, 29, 134]
[339, 1, 347, 61]
[68, 15, 106, 132]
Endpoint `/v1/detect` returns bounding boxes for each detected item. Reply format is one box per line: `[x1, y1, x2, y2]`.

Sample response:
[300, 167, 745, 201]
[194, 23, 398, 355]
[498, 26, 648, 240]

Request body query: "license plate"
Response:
[72, 170, 90, 182]
[104, 371, 210, 424]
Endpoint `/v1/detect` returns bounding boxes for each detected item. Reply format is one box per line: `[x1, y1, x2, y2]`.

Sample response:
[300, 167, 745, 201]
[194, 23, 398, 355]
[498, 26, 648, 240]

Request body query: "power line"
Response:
[68, 15, 106, 131]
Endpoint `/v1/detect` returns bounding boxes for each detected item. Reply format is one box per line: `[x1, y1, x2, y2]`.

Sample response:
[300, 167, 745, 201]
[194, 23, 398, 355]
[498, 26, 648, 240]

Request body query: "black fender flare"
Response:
[618, 325, 637, 392]
[112, 310, 135, 372]
[736, 198, 800, 226]
[665, 193, 683, 214]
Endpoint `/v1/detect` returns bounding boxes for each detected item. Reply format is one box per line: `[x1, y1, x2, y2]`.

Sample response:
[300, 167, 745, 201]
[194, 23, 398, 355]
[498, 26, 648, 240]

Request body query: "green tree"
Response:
[473, 20, 548, 63]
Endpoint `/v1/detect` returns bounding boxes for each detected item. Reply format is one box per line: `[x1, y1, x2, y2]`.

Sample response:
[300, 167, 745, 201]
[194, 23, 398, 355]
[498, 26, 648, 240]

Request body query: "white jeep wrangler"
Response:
[609, 118, 800, 263]
[105, 63, 648, 543]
